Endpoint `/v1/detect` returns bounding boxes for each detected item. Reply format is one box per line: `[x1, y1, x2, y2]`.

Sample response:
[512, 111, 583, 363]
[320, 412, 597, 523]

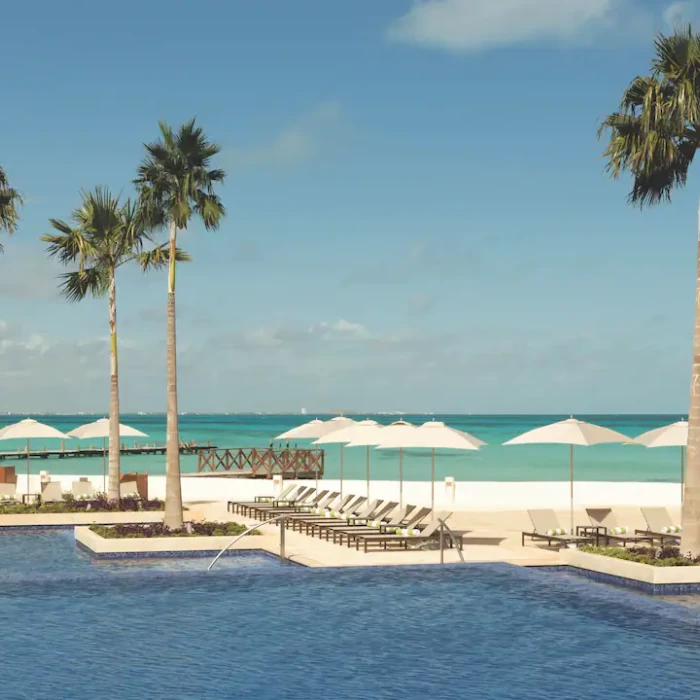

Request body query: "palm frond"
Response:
[136, 244, 192, 271]
[600, 29, 700, 207]
[134, 118, 226, 232]
[0, 166, 23, 236]
[58, 267, 110, 302]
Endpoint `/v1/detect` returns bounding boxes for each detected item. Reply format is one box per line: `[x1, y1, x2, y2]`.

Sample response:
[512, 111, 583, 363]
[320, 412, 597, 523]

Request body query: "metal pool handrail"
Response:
[438, 518, 465, 564]
[208, 514, 288, 571]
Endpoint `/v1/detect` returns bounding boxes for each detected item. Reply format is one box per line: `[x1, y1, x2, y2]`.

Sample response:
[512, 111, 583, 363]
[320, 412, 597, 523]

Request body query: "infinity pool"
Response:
[2, 532, 700, 699]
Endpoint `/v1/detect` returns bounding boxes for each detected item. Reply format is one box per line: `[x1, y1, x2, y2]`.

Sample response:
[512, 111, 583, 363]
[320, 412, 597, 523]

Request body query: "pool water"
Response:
[2, 532, 700, 700]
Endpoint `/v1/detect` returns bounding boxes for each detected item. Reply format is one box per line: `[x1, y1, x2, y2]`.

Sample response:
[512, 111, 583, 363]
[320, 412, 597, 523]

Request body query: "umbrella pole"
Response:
[681, 445, 686, 506]
[103, 437, 107, 493]
[340, 444, 344, 497]
[431, 448, 435, 511]
[366, 445, 370, 499]
[399, 448, 403, 509]
[569, 444, 574, 533]
[26, 438, 30, 496]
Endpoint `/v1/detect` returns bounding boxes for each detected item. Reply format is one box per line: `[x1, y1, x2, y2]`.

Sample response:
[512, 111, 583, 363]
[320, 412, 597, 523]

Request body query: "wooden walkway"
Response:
[0, 444, 215, 460]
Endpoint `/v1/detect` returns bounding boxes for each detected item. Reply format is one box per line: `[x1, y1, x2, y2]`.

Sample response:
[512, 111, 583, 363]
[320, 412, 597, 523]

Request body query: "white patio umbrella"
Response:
[347, 420, 416, 508]
[377, 421, 486, 509]
[635, 420, 687, 504]
[68, 418, 148, 491]
[314, 419, 381, 498]
[503, 417, 631, 532]
[275, 416, 355, 488]
[0, 418, 71, 494]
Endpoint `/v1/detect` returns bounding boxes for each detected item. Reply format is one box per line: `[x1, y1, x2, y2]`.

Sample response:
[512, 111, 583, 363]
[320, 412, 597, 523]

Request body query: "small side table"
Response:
[576, 525, 606, 546]
[22, 493, 40, 505]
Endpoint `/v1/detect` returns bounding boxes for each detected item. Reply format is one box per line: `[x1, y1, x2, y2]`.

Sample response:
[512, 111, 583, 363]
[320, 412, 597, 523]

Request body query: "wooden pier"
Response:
[0, 442, 215, 461]
[197, 447, 324, 480]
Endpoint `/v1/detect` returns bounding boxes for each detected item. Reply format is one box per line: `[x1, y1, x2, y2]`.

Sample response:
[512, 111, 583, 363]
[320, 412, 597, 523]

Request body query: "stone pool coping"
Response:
[558, 549, 700, 594]
[74, 527, 323, 567]
[0, 511, 165, 529]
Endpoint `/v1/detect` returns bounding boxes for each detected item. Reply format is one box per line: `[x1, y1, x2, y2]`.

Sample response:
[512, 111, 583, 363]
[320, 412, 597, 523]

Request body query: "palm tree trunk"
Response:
[164, 220, 184, 529]
[682, 203, 700, 555]
[107, 267, 121, 502]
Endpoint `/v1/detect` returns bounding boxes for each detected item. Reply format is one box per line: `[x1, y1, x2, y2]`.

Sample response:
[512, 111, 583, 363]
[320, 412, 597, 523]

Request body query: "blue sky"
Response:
[0, 0, 699, 413]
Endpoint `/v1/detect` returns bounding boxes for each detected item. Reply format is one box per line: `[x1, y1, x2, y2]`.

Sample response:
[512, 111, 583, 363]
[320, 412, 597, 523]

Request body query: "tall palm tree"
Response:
[134, 119, 225, 528]
[0, 166, 22, 240]
[600, 26, 700, 554]
[42, 187, 189, 502]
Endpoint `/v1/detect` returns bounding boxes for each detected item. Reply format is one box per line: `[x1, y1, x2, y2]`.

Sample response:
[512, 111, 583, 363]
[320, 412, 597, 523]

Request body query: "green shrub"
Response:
[90, 521, 259, 539]
[581, 545, 700, 567]
[0, 493, 166, 515]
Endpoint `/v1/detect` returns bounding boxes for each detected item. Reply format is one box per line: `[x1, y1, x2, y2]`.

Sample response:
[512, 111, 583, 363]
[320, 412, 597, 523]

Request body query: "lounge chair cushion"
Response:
[661, 525, 683, 534]
[397, 528, 421, 537]
[608, 526, 631, 535]
[545, 528, 569, 536]
[369, 520, 388, 528]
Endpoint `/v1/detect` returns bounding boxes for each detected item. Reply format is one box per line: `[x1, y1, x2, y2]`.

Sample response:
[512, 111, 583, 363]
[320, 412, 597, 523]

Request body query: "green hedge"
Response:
[90, 521, 260, 539]
[581, 545, 700, 567]
[0, 493, 164, 514]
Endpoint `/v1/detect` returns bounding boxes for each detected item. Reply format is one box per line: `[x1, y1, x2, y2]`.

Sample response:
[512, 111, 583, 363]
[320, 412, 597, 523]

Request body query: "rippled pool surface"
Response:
[2, 532, 700, 700]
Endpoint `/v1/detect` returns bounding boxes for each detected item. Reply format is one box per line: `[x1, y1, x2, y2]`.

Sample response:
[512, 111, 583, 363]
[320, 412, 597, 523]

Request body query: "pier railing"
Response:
[197, 447, 324, 479]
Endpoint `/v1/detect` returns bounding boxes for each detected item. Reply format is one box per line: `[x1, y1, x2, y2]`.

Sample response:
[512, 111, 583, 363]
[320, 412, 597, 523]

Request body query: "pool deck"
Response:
[74, 500, 562, 568]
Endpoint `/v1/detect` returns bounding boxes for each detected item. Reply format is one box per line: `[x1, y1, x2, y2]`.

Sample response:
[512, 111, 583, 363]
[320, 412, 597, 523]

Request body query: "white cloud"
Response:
[386, 0, 651, 52]
[226, 102, 341, 168]
[664, 1, 700, 27]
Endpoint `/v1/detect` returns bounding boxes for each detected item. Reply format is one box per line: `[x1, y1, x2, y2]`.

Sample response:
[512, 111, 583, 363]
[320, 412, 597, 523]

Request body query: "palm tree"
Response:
[42, 187, 189, 502]
[0, 166, 22, 239]
[134, 119, 225, 528]
[600, 25, 700, 554]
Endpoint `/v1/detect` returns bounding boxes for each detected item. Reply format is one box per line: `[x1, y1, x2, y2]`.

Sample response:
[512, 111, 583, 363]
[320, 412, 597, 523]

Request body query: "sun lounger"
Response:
[354, 513, 462, 552]
[333, 504, 415, 546]
[300, 496, 369, 535]
[307, 499, 383, 539]
[72, 479, 97, 501]
[120, 480, 141, 499]
[585, 508, 656, 547]
[0, 482, 19, 504]
[522, 509, 594, 548]
[636, 507, 683, 545]
[330, 501, 401, 544]
[287, 495, 364, 533]
[228, 484, 298, 514]
[248, 490, 330, 520]
[244, 487, 316, 518]
[41, 481, 65, 503]
[278, 491, 341, 517]
[340, 506, 432, 548]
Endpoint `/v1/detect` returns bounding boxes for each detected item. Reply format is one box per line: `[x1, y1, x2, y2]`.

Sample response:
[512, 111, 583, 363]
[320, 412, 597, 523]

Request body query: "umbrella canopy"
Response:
[504, 417, 629, 447]
[275, 417, 356, 492]
[635, 420, 687, 448]
[377, 421, 486, 509]
[0, 419, 71, 494]
[635, 420, 688, 503]
[504, 417, 631, 532]
[275, 416, 354, 441]
[314, 420, 380, 498]
[0, 418, 70, 441]
[348, 420, 416, 508]
[67, 418, 148, 440]
[68, 418, 149, 492]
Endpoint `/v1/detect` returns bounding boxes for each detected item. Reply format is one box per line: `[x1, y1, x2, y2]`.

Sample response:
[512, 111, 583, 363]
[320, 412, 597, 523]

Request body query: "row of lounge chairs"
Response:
[523, 507, 683, 548]
[0, 478, 144, 504]
[228, 486, 466, 553]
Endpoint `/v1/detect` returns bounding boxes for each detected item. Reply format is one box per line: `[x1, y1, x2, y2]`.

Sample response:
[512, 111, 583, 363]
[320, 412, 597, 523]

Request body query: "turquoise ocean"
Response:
[0, 414, 687, 483]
